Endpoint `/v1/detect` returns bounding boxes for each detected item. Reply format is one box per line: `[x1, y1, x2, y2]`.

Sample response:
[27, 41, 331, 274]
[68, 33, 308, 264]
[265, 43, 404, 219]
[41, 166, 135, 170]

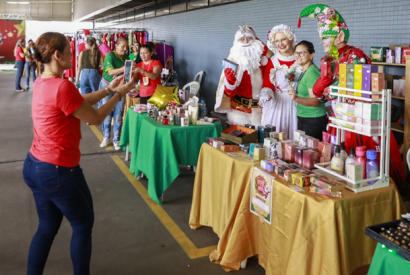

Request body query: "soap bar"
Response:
[346, 162, 363, 181]
[318, 142, 331, 162]
[261, 160, 275, 172]
[292, 172, 311, 187]
[221, 145, 239, 152]
[284, 142, 298, 163]
[303, 149, 319, 170]
[278, 132, 288, 141]
[294, 130, 305, 142]
[295, 146, 309, 166]
[269, 141, 282, 159]
[249, 143, 261, 156]
[253, 148, 265, 160]
[307, 137, 319, 150]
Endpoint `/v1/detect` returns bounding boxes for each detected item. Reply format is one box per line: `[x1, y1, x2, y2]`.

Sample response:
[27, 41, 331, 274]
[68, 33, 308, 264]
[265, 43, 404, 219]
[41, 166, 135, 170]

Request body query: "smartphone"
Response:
[124, 60, 133, 83]
[221, 58, 238, 73]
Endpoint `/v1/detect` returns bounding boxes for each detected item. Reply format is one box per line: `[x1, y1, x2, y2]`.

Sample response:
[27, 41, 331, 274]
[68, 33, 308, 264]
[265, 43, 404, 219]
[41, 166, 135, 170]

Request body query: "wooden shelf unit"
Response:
[373, 61, 409, 170]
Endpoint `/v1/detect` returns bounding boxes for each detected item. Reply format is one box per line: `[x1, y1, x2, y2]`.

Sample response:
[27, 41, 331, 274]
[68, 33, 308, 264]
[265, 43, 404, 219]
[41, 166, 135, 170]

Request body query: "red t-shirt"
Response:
[15, 47, 25, 61]
[30, 76, 84, 167]
[136, 60, 162, 97]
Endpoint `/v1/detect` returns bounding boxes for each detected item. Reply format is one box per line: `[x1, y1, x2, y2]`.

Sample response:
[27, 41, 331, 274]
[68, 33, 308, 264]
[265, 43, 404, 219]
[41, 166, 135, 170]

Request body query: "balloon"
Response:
[148, 85, 180, 110]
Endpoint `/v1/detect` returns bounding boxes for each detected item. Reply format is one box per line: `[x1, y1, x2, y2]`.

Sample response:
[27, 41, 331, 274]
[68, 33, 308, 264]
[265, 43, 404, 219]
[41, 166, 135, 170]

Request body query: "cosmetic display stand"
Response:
[314, 86, 392, 193]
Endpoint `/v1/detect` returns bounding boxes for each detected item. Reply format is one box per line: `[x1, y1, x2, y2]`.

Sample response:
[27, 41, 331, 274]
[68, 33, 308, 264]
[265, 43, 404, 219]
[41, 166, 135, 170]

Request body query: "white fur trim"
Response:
[275, 51, 295, 62]
[250, 68, 263, 99]
[258, 88, 274, 108]
[227, 108, 262, 127]
[224, 78, 237, 91]
[261, 55, 268, 66]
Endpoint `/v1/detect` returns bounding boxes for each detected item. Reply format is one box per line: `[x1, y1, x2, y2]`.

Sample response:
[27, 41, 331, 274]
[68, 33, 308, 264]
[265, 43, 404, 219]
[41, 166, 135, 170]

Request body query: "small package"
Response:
[311, 176, 345, 191]
[258, 126, 270, 143]
[221, 145, 240, 152]
[294, 130, 305, 142]
[362, 65, 379, 97]
[395, 47, 402, 64]
[269, 132, 280, 139]
[249, 143, 262, 156]
[346, 64, 354, 94]
[371, 73, 384, 93]
[307, 137, 319, 150]
[284, 142, 298, 163]
[253, 147, 265, 160]
[370, 47, 387, 62]
[275, 165, 290, 178]
[261, 160, 275, 172]
[346, 162, 363, 181]
[353, 64, 363, 96]
[292, 172, 311, 187]
[245, 124, 256, 129]
[239, 143, 250, 154]
[269, 141, 282, 159]
[278, 132, 288, 141]
[264, 138, 276, 157]
[302, 150, 319, 170]
[362, 103, 381, 120]
[330, 135, 337, 158]
[402, 47, 410, 64]
[310, 186, 343, 198]
[386, 49, 395, 63]
[299, 135, 308, 147]
[318, 141, 331, 162]
[339, 63, 347, 94]
[213, 140, 224, 149]
[295, 147, 309, 166]
[265, 124, 276, 132]
[354, 102, 363, 118]
[355, 118, 363, 132]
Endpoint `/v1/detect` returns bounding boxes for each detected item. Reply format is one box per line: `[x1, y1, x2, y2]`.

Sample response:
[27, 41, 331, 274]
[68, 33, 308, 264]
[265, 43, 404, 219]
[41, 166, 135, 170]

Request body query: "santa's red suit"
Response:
[214, 27, 269, 127]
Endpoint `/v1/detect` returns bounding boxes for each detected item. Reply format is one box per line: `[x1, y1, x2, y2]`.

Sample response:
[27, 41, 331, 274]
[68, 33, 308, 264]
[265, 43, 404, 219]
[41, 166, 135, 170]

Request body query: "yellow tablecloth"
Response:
[189, 144, 406, 275]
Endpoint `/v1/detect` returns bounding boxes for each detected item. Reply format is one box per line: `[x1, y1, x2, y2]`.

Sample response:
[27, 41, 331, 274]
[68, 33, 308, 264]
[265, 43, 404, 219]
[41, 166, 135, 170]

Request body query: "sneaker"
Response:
[113, 141, 121, 151]
[100, 138, 109, 148]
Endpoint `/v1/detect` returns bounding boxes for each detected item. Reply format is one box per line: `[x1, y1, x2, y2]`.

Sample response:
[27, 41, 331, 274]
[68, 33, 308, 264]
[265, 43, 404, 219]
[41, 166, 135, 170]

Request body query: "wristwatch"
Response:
[105, 86, 112, 95]
[142, 69, 146, 75]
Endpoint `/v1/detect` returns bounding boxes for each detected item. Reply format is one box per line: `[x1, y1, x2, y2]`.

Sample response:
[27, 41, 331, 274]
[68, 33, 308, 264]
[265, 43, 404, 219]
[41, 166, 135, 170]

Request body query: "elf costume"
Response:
[214, 24, 270, 126]
[299, 4, 405, 188]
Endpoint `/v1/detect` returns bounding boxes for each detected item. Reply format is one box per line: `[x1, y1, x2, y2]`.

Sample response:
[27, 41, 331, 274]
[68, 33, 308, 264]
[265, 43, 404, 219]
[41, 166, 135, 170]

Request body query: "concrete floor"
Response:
[0, 72, 265, 275]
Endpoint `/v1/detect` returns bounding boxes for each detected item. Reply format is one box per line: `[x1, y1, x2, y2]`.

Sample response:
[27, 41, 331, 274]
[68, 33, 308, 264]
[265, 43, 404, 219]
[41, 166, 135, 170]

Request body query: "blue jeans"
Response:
[15, 60, 25, 90]
[22, 152, 94, 275]
[25, 61, 37, 87]
[80, 69, 101, 95]
[98, 79, 125, 142]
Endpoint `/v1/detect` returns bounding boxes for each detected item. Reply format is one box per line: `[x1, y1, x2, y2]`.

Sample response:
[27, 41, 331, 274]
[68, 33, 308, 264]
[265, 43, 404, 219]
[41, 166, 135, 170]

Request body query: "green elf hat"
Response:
[298, 4, 349, 42]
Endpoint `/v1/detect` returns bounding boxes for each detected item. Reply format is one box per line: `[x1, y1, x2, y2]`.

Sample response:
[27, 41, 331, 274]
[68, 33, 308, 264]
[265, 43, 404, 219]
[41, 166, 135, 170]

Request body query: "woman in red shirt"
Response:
[22, 32, 134, 275]
[14, 38, 26, 92]
[134, 44, 162, 104]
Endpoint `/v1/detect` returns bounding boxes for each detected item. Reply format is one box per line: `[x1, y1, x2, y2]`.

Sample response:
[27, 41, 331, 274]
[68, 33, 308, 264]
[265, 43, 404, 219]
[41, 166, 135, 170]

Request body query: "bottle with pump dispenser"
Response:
[355, 146, 367, 179]
[330, 145, 344, 175]
[345, 146, 356, 174]
[366, 150, 379, 184]
[340, 142, 348, 162]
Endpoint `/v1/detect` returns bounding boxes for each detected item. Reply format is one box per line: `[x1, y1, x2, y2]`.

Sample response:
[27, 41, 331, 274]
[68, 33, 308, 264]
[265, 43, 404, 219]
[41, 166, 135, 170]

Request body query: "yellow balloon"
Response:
[148, 85, 180, 110]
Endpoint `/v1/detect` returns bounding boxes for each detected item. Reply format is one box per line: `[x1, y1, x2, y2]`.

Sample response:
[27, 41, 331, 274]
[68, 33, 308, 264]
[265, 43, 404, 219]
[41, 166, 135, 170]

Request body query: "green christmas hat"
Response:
[298, 4, 349, 42]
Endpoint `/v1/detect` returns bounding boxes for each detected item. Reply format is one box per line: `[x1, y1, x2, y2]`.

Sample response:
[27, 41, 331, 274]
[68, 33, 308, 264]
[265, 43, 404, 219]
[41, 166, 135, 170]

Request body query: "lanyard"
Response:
[43, 72, 61, 78]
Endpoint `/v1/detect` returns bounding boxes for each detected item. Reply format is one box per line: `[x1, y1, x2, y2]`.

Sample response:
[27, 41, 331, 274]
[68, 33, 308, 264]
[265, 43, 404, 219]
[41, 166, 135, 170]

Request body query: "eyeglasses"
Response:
[294, 51, 308, 57]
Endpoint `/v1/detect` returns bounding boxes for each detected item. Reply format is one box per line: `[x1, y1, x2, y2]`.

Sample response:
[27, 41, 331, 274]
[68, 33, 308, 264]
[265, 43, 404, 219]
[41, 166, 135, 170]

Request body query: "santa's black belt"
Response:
[233, 95, 259, 108]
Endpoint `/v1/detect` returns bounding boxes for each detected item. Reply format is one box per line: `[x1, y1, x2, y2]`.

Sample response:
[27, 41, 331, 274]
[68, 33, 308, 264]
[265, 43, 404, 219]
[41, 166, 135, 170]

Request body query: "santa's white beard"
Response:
[229, 39, 264, 85]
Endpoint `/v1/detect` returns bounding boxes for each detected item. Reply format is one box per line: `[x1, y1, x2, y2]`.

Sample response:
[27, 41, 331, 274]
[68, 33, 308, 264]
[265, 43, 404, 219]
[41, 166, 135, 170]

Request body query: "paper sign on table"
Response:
[250, 167, 273, 224]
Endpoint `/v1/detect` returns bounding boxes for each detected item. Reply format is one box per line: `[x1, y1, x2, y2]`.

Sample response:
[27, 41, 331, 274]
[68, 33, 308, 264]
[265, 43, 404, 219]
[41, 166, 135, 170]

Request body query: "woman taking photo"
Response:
[14, 38, 26, 92]
[99, 36, 130, 150]
[76, 37, 104, 95]
[287, 40, 327, 140]
[23, 32, 134, 275]
[134, 44, 162, 104]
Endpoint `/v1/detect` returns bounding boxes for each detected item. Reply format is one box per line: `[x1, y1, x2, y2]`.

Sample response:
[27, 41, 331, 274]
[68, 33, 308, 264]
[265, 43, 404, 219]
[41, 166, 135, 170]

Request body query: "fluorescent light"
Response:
[7, 2, 30, 4]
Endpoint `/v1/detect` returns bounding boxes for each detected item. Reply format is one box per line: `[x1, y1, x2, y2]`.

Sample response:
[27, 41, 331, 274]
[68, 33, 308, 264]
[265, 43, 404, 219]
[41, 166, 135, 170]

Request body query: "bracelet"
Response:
[113, 91, 122, 100]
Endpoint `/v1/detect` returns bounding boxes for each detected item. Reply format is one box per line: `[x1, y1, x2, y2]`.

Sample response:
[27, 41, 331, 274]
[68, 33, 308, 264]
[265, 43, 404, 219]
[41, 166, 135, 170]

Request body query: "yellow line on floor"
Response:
[89, 125, 113, 150]
[111, 154, 217, 259]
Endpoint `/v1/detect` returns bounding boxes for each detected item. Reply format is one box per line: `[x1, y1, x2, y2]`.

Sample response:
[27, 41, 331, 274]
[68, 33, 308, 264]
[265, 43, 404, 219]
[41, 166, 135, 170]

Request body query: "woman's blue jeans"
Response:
[22, 152, 94, 275]
[98, 79, 125, 142]
[25, 61, 37, 87]
[15, 60, 25, 90]
[80, 69, 101, 95]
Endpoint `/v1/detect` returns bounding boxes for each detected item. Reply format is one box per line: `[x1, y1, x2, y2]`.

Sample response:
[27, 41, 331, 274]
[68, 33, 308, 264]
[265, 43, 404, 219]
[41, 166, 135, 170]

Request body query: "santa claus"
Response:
[214, 24, 271, 126]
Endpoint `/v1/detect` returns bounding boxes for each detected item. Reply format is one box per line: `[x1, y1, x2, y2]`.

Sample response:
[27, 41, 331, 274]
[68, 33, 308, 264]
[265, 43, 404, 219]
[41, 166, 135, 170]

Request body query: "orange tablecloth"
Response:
[189, 144, 405, 275]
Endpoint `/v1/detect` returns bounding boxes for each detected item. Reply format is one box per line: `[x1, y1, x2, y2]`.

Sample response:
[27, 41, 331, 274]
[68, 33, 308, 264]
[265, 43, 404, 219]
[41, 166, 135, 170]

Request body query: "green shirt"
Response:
[296, 65, 326, 118]
[129, 53, 137, 62]
[102, 51, 129, 82]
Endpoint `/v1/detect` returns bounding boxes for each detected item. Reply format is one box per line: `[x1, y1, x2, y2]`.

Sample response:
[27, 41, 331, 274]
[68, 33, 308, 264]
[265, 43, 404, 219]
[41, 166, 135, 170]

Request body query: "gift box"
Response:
[239, 143, 250, 154]
[346, 162, 363, 181]
[355, 118, 363, 131]
[261, 160, 275, 172]
[258, 126, 270, 143]
[249, 143, 262, 156]
[338, 64, 347, 95]
[299, 135, 308, 147]
[362, 103, 381, 120]
[395, 47, 402, 64]
[245, 124, 256, 129]
[346, 64, 354, 95]
[321, 61, 332, 78]
[310, 186, 343, 198]
[311, 176, 345, 191]
[269, 141, 282, 159]
[386, 49, 395, 63]
[307, 137, 319, 150]
[371, 47, 387, 62]
[221, 125, 258, 144]
[269, 132, 279, 139]
[275, 165, 290, 178]
[284, 142, 298, 163]
[278, 132, 287, 141]
[354, 102, 363, 118]
[295, 147, 309, 166]
[253, 148, 265, 160]
[322, 132, 330, 143]
[284, 169, 298, 182]
[330, 135, 337, 158]
[318, 142, 331, 162]
[292, 172, 311, 187]
[353, 64, 363, 97]
[264, 138, 276, 157]
[303, 150, 319, 170]
[362, 65, 379, 97]
[265, 124, 276, 132]
[294, 130, 305, 142]
[371, 73, 385, 94]
[213, 140, 224, 149]
[402, 47, 410, 64]
[221, 145, 240, 152]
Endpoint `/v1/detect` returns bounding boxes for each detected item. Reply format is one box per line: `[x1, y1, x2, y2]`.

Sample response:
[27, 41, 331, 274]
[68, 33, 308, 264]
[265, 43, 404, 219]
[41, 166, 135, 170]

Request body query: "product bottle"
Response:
[162, 115, 169, 126]
[366, 150, 379, 185]
[355, 146, 367, 179]
[340, 142, 348, 162]
[169, 115, 174, 126]
[345, 146, 356, 174]
[330, 145, 344, 175]
[200, 100, 207, 118]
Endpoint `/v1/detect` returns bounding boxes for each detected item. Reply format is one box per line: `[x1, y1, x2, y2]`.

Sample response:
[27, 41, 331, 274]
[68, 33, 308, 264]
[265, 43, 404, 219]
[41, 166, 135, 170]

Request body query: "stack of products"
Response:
[371, 46, 410, 64]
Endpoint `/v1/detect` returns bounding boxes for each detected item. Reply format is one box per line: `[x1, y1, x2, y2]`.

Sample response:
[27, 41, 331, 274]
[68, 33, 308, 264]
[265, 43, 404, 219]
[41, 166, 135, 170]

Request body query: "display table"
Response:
[367, 243, 410, 275]
[189, 144, 406, 275]
[120, 109, 223, 204]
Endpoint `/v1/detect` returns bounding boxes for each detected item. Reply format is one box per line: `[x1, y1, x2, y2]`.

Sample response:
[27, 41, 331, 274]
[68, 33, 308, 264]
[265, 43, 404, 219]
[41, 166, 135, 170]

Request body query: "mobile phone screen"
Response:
[124, 60, 133, 83]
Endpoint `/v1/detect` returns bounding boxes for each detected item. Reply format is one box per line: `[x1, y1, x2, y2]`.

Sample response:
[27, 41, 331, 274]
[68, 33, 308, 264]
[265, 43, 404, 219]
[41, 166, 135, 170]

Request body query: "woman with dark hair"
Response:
[98, 36, 130, 150]
[25, 40, 37, 90]
[129, 41, 141, 63]
[133, 44, 162, 104]
[287, 40, 327, 140]
[14, 38, 26, 92]
[76, 37, 104, 95]
[22, 32, 134, 275]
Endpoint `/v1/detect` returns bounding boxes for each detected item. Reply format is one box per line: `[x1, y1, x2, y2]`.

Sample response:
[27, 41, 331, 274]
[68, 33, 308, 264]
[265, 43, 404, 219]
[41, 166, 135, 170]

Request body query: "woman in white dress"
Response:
[259, 24, 301, 140]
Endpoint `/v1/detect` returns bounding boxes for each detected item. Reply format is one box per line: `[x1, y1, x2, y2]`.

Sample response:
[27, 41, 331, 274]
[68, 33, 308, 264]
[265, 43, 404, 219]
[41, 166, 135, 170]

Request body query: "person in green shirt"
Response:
[129, 41, 141, 63]
[98, 37, 131, 150]
[288, 40, 328, 140]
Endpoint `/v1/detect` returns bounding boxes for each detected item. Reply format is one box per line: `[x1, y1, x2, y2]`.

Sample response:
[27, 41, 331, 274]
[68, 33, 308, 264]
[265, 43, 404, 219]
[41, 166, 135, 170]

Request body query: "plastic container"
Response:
[366, 149, 379, 184]
[200, 100, 207, 118]
[330, 145, 344, 175]
[345, 146, 356, 175]
[340, 142, 348, 162]
[162, 115, 169, 126]
[355, 146, 367, 179]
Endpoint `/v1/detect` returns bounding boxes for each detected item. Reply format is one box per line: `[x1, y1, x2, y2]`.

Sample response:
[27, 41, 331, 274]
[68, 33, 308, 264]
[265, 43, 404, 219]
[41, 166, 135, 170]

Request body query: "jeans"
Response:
[25, 61, 37, 87]
[22, 152, 94, 275]
[80, 69, 101, 96]
[15, 60, 25, 90]
[297, 115, 329, 140]
[99, 79, 125, 142]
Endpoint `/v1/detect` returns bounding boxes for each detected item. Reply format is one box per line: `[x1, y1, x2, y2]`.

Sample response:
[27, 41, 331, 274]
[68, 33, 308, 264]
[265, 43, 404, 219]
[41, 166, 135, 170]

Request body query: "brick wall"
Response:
[109, 0, 410, 111]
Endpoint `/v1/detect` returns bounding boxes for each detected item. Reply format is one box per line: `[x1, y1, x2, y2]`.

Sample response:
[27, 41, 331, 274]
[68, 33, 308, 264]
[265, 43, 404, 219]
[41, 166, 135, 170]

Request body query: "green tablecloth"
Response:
[367, 243, 410, 275]
[120, 108, 222, 204]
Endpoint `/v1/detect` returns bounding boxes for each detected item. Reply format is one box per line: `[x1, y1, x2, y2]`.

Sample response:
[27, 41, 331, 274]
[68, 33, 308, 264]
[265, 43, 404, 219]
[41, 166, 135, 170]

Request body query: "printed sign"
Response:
[250, 167, 273, 224]
[0, 19, 26, 64]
